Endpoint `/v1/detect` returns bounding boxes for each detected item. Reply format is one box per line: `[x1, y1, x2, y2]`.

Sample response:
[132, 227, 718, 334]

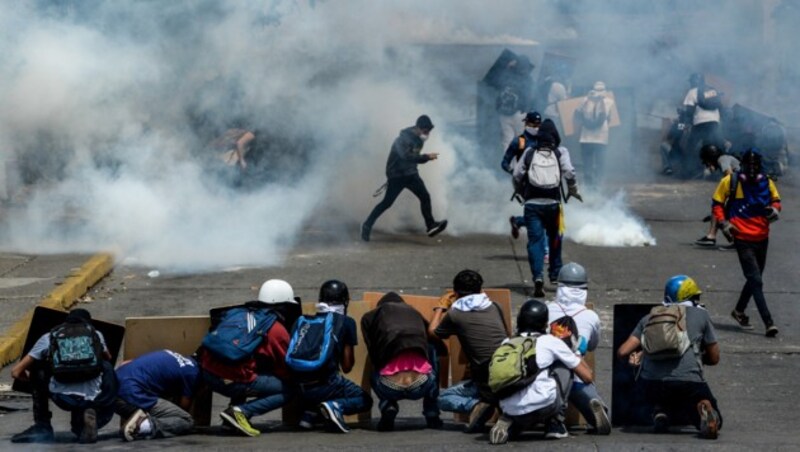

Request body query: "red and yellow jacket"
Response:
[712, 173, 781, 242]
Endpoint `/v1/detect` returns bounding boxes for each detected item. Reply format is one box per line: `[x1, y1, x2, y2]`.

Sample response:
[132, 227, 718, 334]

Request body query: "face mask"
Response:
[419, 134, 429, 142]
[525, 127, 539, 135]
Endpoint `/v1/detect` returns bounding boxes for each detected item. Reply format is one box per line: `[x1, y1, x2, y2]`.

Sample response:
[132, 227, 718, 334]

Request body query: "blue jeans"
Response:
[513, 216, 549, 255]
[523, 202, 562, 282]
[298, 374, 373, 416]
[438, 379, 480, 414]
[203, 372, 292, 418]
[570, 381, 608, 428]
[370, 347, 440, 419]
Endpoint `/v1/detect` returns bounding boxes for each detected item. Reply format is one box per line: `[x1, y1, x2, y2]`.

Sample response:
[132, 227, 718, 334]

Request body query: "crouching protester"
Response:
[488, 300, 593, 444]
[289, 280, 373, 433]
[361, 292, 444, 431]
[114, 350, 201, 441]
[428, 269, 509, 433]
[617, 275, 722, 439]
[11, 309, 117, 444]
[546, 262, 611, 434]
[200, 279, 298, 437]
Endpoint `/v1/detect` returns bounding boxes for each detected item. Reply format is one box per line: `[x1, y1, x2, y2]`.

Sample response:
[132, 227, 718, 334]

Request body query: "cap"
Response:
[416, 115, 434, 130]
[523, 111, 542, 124]
[593, 81, 606, 92]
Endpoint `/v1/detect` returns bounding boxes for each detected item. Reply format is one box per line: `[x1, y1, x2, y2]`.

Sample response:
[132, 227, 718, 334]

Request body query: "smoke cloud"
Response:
[0, 1, 791, 271]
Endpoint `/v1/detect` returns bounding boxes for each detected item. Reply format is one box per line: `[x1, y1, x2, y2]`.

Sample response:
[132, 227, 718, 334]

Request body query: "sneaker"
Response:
[427, 220, 448, 238]
[299, 410, 322, 430]
[425, 415, 444, 430]
[489, 416, 513, 445]
[694, 236, 716, 247]
[509, 216, 520, 239]
[465, 401, 494, 433]
[730, 310, 754, 330]
[220, 407, 261, 437]
[697, 400, 719, 439]
[663, 167, 673, 176]
[122, 409, 151, 442]
[320, 401, 350, 433]
[544, 419, 568, 439]
[361, 222, 371, 242]
[589, 399, 611, 435]
[377, 401, 398, 432]
[653, 412, 669, 433]
[533, 279, 545, 298]
[80, 408, 97, 444]
[718, 243, 735, 251]
[11, 423, 54, 443]
[766, 325, 779, 338]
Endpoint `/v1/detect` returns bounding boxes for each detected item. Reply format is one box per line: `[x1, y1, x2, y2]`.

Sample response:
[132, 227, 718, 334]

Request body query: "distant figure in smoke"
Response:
[682, 73, 724, 179]
[540, 72, 569, 128]
[210, 127, 255, 171]
[695, 144, 740, 247]
[711, 149, 781, 337]
[576, 81, 615, 187]
[361, 115, 447, 242]
[490, 55, 535, 152]
[659, 106, 691, 176]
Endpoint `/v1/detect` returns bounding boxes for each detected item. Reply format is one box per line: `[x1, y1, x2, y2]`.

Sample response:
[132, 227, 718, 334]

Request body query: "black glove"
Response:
[568, 183, 583, 203]
[766, 207, 780, 223]
[721, 221, 737, 242]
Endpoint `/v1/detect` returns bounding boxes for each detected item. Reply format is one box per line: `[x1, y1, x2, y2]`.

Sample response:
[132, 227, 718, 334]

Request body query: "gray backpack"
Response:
[641, 305, 691, 360]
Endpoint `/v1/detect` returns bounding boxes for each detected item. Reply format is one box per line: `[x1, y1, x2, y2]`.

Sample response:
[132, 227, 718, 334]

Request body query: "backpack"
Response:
[527, 144, 562, 189]
[697, 86, 722, 111]
[488, 335, 540, 398]
[285, 313, 344, 376]
[640, 305, 691, 360]
[496, 86, 520, 115]
[549, 305, 584, 351]
[579, 98, 608, 129]
[201, 307, 277, 363]
[49, 321, 104, 383]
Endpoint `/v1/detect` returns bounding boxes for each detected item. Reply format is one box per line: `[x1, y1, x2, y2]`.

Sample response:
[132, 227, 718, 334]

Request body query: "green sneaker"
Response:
[220, 407, 261, 437]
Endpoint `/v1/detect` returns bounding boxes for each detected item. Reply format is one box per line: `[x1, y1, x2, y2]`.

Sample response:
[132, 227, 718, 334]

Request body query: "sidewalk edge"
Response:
[0, 253, 114, 367]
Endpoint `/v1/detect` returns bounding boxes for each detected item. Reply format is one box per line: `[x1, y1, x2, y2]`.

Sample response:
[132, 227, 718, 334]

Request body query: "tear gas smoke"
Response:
[0, 1, 791, 271]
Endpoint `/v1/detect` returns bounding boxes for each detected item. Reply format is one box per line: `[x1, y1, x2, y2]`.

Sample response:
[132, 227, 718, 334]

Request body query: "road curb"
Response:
[0, 253, 114, 367]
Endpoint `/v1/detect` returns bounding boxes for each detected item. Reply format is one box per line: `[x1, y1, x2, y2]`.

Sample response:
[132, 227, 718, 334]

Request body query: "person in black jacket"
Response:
[361, 115, 448, 242]
[361, 292, 444, 431]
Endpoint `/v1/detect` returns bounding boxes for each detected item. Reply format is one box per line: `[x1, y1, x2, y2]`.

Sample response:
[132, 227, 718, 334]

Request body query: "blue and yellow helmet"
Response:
[664, 275, 702, 304]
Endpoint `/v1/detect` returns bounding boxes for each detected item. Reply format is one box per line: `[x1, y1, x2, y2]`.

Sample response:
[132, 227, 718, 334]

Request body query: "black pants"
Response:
[734, 238, 773, 327]
[364, 174, 435, 230]
[641, 379, 722, 430]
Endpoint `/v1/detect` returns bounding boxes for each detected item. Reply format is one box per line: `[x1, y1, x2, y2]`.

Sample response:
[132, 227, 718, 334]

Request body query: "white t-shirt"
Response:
[683, 87, 720, 125]
[579, 96, 615, 145]
[29, 331, 108, 401]
[544, 82, 567, 118]
[499, 334, 580, 416]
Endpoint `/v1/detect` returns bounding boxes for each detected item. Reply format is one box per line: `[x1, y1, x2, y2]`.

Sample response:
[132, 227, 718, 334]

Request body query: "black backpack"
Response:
[49, 321, 104, 383]
[697, 86, 722, 111]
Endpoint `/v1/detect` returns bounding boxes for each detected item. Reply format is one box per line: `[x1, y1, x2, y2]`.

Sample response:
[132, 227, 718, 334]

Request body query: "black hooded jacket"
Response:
[360, 292, 430, 370]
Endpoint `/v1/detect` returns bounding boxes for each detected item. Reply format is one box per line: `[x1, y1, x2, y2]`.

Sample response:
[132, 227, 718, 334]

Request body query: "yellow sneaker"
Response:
[220, 407, 261, 437]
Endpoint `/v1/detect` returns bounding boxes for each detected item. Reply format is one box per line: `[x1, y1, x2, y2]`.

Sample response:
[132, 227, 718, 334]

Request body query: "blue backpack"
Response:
[202, 307, 277, 363]
[285, 313, 344, 375]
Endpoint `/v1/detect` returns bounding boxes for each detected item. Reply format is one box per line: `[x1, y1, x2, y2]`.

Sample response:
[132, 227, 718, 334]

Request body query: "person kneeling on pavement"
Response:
[488, 299, 594, 444]
[361, 291, 445, 431]
[428, 269, 509, 433]
[200, 279, 299, 437]
[11, 309, 117, 444]
[290, 280, 373, 433]
[114, 349, 202, 441]
[617, 275, 722, 439]
[546, 262, 611, 435]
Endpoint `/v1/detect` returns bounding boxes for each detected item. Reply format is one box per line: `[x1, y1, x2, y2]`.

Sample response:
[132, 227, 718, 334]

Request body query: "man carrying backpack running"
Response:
[289, 280, 372, 433]
[617, 275, 722, 439]
[200, 279, 299, 437]
[361, 115, 448, 242]
[712, 149, 781, 337]
[512, 119, 582, 298]
[361, 292, 445, 431]
[546, 262, 611, 435]
[11, 309, 117, 444]
[428, 269, 509, 434]
[488, 299, 594, 444]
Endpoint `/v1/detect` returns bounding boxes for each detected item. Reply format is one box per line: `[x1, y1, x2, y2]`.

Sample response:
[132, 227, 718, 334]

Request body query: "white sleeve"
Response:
[537, 335, 581, 370]
[28, 334, 51, 360]
[557, 146, 576, 180]
[683, 88, 697, 107]
[513, 148, 531, 183]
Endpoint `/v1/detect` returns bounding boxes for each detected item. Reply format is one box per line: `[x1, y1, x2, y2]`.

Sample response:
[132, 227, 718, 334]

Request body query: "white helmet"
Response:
[257, 279, 297, 305]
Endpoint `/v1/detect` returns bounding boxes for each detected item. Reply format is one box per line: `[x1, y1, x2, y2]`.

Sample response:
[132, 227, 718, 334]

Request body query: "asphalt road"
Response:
[0, 173, 798, 450]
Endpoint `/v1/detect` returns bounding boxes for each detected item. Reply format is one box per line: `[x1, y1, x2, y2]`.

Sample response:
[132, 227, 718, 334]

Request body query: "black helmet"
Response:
[740, 148, 763, 182]
[699, 144, 722, 167]
[319, 279, 350, 306]
[517, 299, 549, 334]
